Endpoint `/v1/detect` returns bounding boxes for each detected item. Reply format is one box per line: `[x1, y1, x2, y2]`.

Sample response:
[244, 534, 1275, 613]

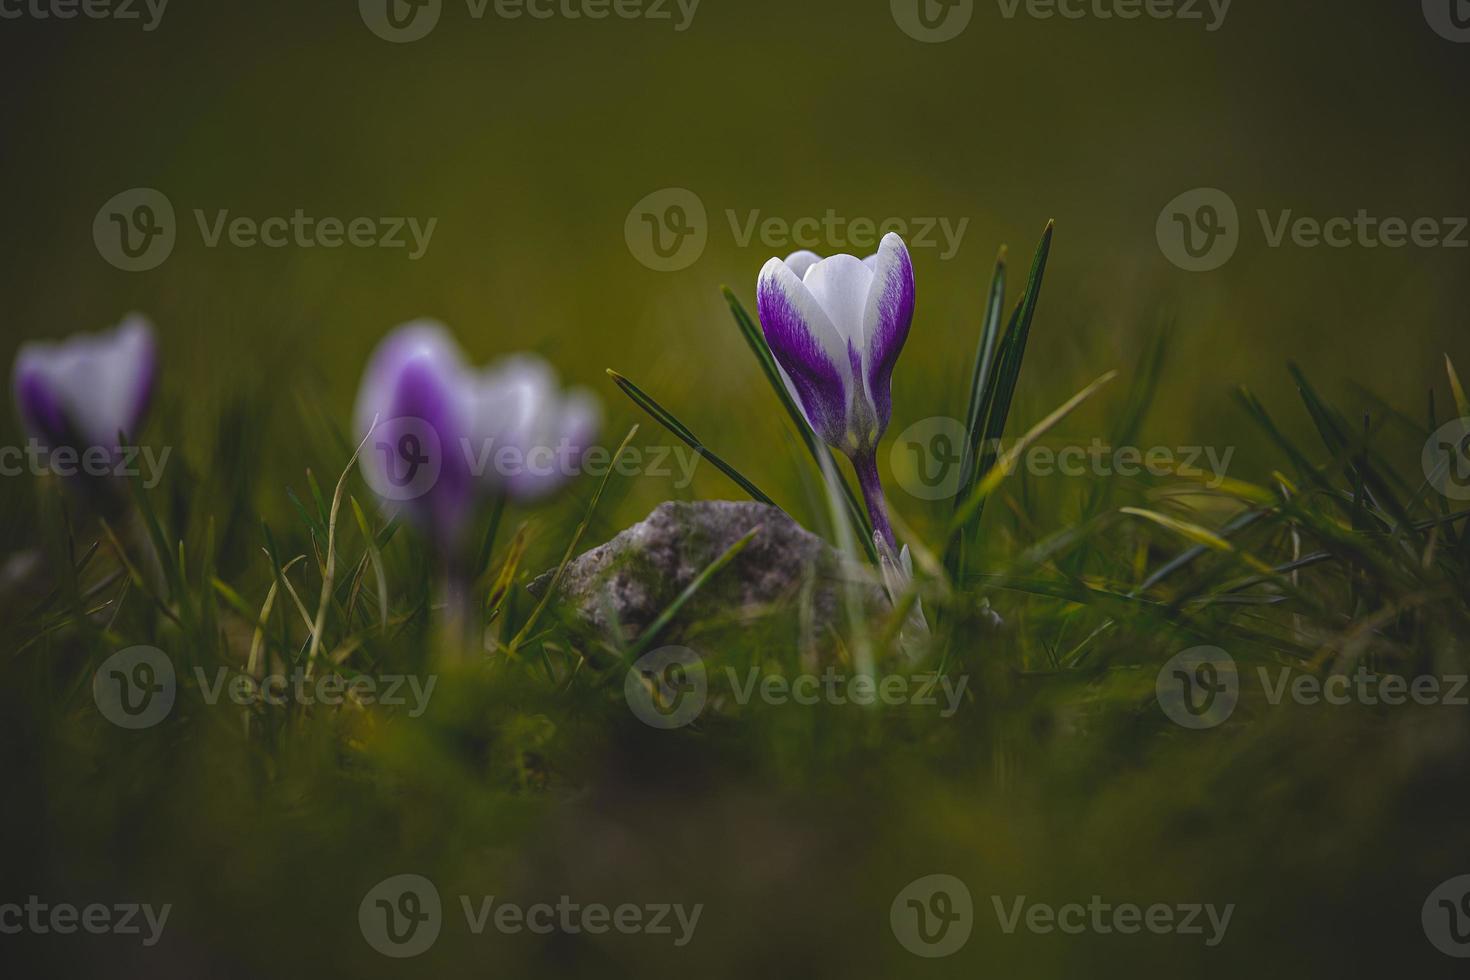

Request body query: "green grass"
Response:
[5, 233, 1470, 979]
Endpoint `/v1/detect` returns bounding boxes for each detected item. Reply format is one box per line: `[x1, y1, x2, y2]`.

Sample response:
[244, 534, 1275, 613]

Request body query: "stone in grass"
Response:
[528, 500, 882, 656]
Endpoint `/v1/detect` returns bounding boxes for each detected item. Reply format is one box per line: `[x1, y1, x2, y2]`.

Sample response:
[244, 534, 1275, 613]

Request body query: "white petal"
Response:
[21, 315, 156, 447]
[802, 254, 874, 348]
[783, 250, 823, 280]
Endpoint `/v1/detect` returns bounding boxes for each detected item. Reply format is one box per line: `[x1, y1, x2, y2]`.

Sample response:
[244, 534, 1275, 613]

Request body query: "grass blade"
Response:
[950, 369, 1117, 534]
[625, 525, 760, 661]
[607, 369, 776, 506]
[509, 425, 641, 655]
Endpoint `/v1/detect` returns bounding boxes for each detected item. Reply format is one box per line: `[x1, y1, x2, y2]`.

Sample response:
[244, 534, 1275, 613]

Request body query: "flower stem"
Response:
[851, 451, 896, 552]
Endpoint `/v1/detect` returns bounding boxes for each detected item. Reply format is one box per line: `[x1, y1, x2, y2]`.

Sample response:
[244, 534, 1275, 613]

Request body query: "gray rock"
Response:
[530, 500, 879, 653]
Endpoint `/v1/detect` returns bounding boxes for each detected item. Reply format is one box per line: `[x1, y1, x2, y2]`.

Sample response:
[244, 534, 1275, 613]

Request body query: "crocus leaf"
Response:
[606, 369, 777, 507]
[943, 247, 1007, 586]
[962, 221, 1055, 543]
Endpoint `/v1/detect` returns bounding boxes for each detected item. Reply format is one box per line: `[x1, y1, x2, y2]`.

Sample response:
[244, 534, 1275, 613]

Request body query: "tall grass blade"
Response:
[607, 369, 776, 507]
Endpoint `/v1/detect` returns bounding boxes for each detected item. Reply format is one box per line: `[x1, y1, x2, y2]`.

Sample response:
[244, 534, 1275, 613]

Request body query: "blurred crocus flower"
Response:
[353, 321, 479, 549]
[757, 232, 914, 550]
[474, 354, 600, 504]
[12, 314, 157, 454]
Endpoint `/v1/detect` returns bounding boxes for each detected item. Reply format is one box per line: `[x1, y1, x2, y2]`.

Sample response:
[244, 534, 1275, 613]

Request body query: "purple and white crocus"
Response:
[354, 320, 481, 551]
[354, 323, 602, 548]
[757, 232, 914, 551]
[12, 314, 158, 462]
[474, 353, 601, 505]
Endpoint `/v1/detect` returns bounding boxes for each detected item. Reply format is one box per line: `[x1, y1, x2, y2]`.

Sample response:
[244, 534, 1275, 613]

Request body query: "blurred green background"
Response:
[3, 0, 1467, 538]
[3, 2, 1470, 978]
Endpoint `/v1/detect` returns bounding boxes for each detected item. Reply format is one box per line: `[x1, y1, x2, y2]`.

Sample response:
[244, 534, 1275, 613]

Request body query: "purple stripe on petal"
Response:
[13, 360, 69, 445]
[862, 233, 915, 433]
[757, 258, 850, 447]
[390, 356, 476, 540]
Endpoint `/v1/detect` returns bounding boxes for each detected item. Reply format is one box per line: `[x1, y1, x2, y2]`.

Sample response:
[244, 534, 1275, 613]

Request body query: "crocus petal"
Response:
[860, 233, 915, 432]
[13, 362, 69, 446]
[783, 249, 823, 281]
[474, 354, 602, 503]
[757, 257, 852, 447]
[12, 315, 156, 450]
[354, 321, 478, 542]
[802, 254, 874, 349]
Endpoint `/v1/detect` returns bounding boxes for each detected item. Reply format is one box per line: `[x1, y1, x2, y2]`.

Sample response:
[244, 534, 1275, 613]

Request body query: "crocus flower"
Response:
[757, 232, 914, 550]
[473, 354, 600, 504]
[353, 321, 479, 550]
[12, 314, 157, 456]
